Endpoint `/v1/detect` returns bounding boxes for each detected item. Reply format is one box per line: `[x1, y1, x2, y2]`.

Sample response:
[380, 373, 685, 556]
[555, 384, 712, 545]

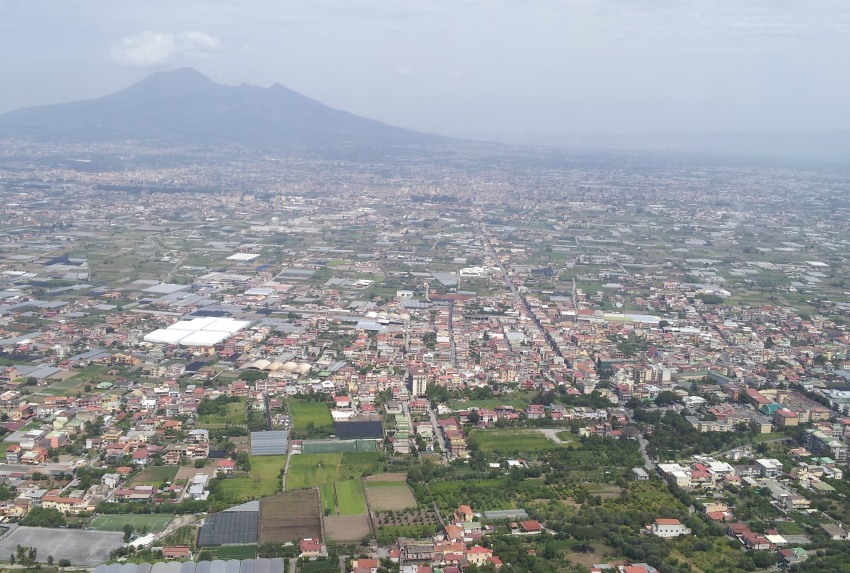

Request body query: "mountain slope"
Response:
[0, 68, 449, 150]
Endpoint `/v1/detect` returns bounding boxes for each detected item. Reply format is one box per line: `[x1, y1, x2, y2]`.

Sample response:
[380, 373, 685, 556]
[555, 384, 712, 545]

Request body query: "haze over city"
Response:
[3, 0, 850, 145]
[4, 2, 850, 573]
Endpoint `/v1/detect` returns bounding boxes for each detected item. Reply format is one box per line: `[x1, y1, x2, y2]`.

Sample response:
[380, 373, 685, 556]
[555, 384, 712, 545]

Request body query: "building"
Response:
[650, 518, 691, 538]
[755, 458, 784, 478]
[410, 366, 428, 397]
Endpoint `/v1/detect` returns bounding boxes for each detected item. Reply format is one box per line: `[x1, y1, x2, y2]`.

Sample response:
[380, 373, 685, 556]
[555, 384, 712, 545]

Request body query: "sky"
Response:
[2, 0, 849, 143]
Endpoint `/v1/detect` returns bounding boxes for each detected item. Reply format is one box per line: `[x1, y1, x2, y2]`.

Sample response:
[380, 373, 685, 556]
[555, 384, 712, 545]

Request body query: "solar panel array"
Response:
[94, 559, 284, 573]
[250, 431, 288, 456]
[197, 511, 259, 546]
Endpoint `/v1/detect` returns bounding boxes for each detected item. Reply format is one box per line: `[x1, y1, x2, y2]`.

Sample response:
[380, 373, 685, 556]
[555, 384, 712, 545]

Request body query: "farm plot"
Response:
[258, 489, 321, 544]
[286, 452, 380, 491]
[468, 429, 558, 453]
[324, 514, 371, 543]
[364, 480, 418, 512]
[287, 399, 333, 431]
[220, 455, 285, 500]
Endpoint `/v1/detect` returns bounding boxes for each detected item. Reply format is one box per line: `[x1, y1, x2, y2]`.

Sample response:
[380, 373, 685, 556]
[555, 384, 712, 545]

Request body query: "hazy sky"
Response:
[2, 0, 848, 142]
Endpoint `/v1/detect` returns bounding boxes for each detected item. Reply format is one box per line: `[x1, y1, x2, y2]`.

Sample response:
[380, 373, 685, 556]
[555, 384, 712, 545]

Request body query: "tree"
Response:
[47, 555, 54, 565]
[123, 523, 134, 542]
[655, 391, 679, 406]
[58, 559, 72, 567]
[467, 411, 480, 425]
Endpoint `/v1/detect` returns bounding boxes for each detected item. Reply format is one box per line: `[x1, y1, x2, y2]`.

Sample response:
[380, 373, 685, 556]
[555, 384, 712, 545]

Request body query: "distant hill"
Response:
[0, 68, 451, 152]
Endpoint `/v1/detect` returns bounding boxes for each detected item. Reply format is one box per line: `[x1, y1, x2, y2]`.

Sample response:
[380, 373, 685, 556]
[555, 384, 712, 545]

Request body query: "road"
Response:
[624, 409, 655, 471]
[637, 434, 655, 472]
[428, 406, 449, 460]
[478, 221, 564, 362]
[447, 301, 457, 367]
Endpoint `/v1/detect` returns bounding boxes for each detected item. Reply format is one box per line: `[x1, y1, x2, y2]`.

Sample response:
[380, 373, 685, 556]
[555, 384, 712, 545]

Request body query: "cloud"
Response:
[111, 30, 219, 68]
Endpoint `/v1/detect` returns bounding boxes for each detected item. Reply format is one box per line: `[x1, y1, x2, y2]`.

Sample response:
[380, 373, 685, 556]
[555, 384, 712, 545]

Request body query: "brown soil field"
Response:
[324, 514, 372, 543]
[175, 465, 218, 481]
[259, 489, 321, 543]
[364, 484, 418, 511]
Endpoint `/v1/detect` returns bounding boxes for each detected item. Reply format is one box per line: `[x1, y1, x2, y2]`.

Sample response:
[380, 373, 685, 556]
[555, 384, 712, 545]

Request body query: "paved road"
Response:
[428, 406, 449, 460]
[624, 409, 655, 471]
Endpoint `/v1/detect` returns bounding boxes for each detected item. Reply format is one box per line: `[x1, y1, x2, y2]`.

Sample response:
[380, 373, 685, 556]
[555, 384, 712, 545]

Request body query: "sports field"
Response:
[220, 455, 285, 500]
[468, 429, 558, 453]
[287, 399, 333, 430]
[89, 513, 173, 532]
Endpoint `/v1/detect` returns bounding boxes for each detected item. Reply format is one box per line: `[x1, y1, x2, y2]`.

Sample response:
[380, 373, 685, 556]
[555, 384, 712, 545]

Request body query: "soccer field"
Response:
[88, 513, 173, 532]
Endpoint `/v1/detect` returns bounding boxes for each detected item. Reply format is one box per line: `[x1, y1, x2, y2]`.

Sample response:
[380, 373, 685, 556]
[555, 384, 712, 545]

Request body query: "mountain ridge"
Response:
[0, 68, 451, 151]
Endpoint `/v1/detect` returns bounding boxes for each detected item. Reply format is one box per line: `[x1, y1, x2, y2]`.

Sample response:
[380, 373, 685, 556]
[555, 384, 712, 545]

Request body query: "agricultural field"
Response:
[198, 545, 258, 560]
[286, 452, 380, 490]
[129, 465, 179, 486]
[364, 477, 418, 511]
[88, 513, 173, 533]
[219, 455, 285, 500]
[287, 399, 333, 431]
[323, 514, 371, 543]
[300, 560, 339, 573]
[258, 489, 321, 544]
[468, 429, 558, 453]
[335, 479, 366, 515]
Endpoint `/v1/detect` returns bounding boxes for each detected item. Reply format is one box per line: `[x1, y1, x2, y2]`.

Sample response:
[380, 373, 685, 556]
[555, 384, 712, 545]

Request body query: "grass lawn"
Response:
[88, 513, 173, 532]
[198, 399, 246, 427]
[468, 429, 557, 453]
[335, 479, 366, 515]
[220, 455, 285, 500]
[287, 399, 333, 430]
[129, 466, 179, 486]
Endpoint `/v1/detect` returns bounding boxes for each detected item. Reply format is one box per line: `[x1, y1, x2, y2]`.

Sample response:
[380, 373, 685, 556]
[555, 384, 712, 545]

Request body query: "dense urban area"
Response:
[1, 141, 850, 573]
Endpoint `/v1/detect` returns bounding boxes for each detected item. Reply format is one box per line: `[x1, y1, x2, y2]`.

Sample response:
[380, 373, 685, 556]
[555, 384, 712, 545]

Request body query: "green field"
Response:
[287, 399, 333, 430]
[198, 399, 246, 427]
[286, 452, 380, 490]
[220, 455, 285, 500]
[300, 560, 338, 573]
[335, 479, 367, 515]
[448, 393, 533, 411]
[89, 513, 173, 532]
[129, 465, 179, 485]
[555, 431, 580, 445]
[468, 429, 558, 453]
[320, 483, 336, 513]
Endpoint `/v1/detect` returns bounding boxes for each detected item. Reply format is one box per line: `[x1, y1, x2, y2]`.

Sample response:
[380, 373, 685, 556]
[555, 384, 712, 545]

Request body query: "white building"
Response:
[651, 518, 691, 538]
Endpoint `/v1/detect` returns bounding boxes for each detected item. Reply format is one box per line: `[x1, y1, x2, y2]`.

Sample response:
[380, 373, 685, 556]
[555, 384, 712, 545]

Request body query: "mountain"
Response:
[0, 68, 450, 151]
